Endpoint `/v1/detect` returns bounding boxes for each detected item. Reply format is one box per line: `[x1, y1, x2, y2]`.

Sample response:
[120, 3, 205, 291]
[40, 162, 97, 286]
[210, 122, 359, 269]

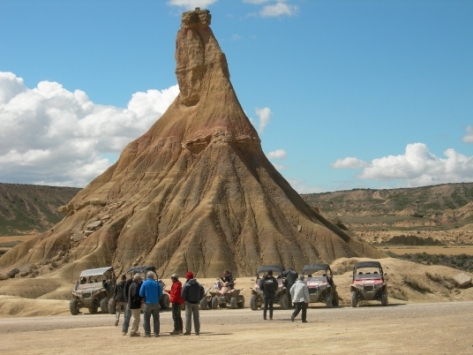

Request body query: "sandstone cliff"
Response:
[0, 8, 383, 279]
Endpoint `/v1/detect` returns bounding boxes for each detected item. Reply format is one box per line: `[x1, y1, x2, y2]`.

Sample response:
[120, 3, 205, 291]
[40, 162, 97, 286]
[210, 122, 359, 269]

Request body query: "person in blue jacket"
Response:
[139, 271, 163, 337]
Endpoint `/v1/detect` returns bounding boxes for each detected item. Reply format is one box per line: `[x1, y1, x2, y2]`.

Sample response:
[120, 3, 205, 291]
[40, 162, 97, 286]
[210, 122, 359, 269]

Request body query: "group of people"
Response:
[113, 270, 204, 337]
[112, 267, 310, 338]
[259, 268, 310, 323]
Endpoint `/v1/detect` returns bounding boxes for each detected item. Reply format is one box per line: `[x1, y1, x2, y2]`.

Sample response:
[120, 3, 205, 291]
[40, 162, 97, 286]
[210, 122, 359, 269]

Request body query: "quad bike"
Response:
[302, 264, 339, 307]
[108, 265, 171, 313]
[249, 265, 288, 311]
[70, 266, 115, 315]
[350, 261, 388, 307]
[202, 279, 244, 309]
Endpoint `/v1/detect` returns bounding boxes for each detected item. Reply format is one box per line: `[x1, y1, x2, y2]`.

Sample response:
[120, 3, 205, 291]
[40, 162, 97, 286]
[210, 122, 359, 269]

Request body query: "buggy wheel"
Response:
[200, 297, 208, 310]
[381, 289, 388, 306]
[88, 306, 98, 314]
[325, 292, 332, 308]
[211, 296, 218, 309]
[351, 291, 358, 308]
[332, 291, 339, 307]
[237, 295, 245, 308]
[249, 295, 258, 311]
[69, 299, 79, 315]
[108, 298, 116, 314]
[100, 298, 108, 313]
[160, 294, 170, 310]
[278, 293, 288, 310]
[230, 297, 237, 309]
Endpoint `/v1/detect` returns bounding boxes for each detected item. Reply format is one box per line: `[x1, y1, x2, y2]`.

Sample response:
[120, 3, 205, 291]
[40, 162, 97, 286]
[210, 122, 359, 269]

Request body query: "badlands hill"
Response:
[0, 183, 80, 236]
[0, 8, 382, 280]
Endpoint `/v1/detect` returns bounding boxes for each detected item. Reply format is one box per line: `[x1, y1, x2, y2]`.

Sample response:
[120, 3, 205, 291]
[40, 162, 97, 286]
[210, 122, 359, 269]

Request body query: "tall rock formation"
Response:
[0, 8, 383, 279]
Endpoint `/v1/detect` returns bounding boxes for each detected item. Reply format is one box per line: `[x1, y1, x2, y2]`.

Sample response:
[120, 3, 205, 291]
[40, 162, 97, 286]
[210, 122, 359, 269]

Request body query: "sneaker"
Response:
[270, 318, 273, 320]
[144, 334, 151, 338]
[115, 319, 119, 327]
[183, 332, 191, 336]
[195, 332, 200, 336]
[130, 332, 140, 337]
[122, 332, 127, 336]
[291, 315, 294, 322]
[302, 320, 308, 323]
[170, 331, 179, 335]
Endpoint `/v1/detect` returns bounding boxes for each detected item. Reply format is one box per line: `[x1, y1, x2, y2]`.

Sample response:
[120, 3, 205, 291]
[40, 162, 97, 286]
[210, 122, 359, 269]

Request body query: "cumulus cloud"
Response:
[167, 0, 218, 9]
[462, 126, 473, 143]
[255, 107, 271, 133]
[267, 149, 287, 159]
[332, 143, 473, 187]
[0, 72, 179, 187]
[244, 0, 299, 17]
[331, 157, 368, 169]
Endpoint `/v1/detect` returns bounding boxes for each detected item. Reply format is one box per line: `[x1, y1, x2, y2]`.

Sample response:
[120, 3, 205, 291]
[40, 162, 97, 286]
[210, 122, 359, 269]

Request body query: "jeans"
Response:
[185, 302, 200, 334]
[292, 302, 307, 321]
[142, 303, 160, 336]
[263, 293, 275, 320]
[122, 303, 131, 333]
[172, 303, 183, 332]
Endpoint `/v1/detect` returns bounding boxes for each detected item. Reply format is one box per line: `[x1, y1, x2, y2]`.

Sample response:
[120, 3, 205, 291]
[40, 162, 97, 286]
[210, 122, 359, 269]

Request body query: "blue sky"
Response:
[0, 0, 472, 193]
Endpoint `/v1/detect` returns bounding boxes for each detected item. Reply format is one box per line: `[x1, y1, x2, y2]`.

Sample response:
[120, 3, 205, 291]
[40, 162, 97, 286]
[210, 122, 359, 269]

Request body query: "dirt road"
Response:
[2, 301, 472, 355]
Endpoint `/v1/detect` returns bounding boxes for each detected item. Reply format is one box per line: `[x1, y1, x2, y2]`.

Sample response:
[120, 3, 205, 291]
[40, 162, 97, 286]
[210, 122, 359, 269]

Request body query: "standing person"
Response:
[181, 271, 205, 336]
[283, 268, 298, 308]
[260, 270, 279, 320]
[290, 274, 310, 323]
[165, 273, 184, 335]
[114, 275, 127, 327]
[139, 271, 163, 337]
[122, 273, 135, 336]
[128, 274, 143, 337]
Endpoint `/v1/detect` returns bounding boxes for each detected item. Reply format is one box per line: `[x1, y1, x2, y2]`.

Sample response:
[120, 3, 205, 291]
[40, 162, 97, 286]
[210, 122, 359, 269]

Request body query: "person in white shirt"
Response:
[289, 274, 310, 323]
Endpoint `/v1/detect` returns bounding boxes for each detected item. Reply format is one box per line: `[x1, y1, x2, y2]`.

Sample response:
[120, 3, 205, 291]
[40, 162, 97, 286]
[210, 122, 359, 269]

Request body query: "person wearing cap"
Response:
[139, 271, 163, 337]
[290, 274, 310, 323]
[181, 271, 205, 335]
[128, 274, 143, 337]
[165, 273, 184, 335]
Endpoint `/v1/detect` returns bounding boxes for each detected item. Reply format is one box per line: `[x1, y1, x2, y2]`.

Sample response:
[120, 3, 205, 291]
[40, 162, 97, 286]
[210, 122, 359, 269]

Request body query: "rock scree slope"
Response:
[0, 8, 383, 279]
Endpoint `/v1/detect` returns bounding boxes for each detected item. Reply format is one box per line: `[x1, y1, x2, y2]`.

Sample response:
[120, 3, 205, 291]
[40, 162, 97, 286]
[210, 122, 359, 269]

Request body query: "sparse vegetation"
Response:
[403, 276, 432, 294]
[389, 252, 473, 273]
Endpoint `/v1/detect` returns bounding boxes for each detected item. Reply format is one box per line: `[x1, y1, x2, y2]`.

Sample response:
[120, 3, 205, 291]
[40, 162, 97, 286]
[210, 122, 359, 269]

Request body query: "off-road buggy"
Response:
[70, 266, 116, 315]
[301, 264, 339, 307]
[350, 261, 388, 307]
[108, 265, 170, 314]
[249, 265, 288, 311]
[201, 278, 244, 309]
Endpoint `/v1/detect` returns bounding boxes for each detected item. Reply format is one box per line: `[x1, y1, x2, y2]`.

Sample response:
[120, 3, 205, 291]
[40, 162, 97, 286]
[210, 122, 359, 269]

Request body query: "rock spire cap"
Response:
[181, 7, 211, 29]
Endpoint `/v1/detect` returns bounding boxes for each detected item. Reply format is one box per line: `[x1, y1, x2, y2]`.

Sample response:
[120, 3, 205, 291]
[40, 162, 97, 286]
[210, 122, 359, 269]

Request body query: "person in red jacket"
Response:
[165, 273, 184, 335]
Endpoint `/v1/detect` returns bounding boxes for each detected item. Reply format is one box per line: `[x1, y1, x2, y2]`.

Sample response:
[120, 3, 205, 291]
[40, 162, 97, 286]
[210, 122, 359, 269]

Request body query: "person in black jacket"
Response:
[282, 268, 298, 308]
[128, 275, 143, 337]
[121, 273, 135, 336]
[260, 270, 279, 320]
[221, 269, 235, 289]
[181, 271, 205, 335]
[114, 275, 127, 327]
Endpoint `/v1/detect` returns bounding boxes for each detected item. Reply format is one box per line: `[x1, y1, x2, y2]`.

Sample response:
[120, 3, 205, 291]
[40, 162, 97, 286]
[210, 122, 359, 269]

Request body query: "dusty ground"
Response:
[1, 302, 473, 355]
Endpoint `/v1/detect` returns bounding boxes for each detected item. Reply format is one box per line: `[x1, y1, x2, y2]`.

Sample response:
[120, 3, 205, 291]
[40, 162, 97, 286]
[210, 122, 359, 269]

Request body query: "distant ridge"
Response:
[0, 183, 80, 235]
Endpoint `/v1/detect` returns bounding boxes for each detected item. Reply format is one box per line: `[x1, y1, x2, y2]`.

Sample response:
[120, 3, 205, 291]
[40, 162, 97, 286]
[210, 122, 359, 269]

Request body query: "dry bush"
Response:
[332, 259, 358, 275]
[425, 272, 456, 290]
[389, 286, 408, 301]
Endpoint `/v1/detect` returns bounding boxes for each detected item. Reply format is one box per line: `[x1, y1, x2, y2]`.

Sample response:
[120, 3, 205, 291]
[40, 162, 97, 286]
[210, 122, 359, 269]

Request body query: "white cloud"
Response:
[462, 126, 473, 143]
[167, 0, 218, 9]
[231, 34, 242, 41]
[267, 149, 287, 159]
[243, 0, 271, 4]
[0, 72, 179, 187]
[255, 107, 271, 133]
[332, 143, 473, 187]
[331, 157, 368, 169]
[260, 2, 298, 17]
[287, 178, 325, 194]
